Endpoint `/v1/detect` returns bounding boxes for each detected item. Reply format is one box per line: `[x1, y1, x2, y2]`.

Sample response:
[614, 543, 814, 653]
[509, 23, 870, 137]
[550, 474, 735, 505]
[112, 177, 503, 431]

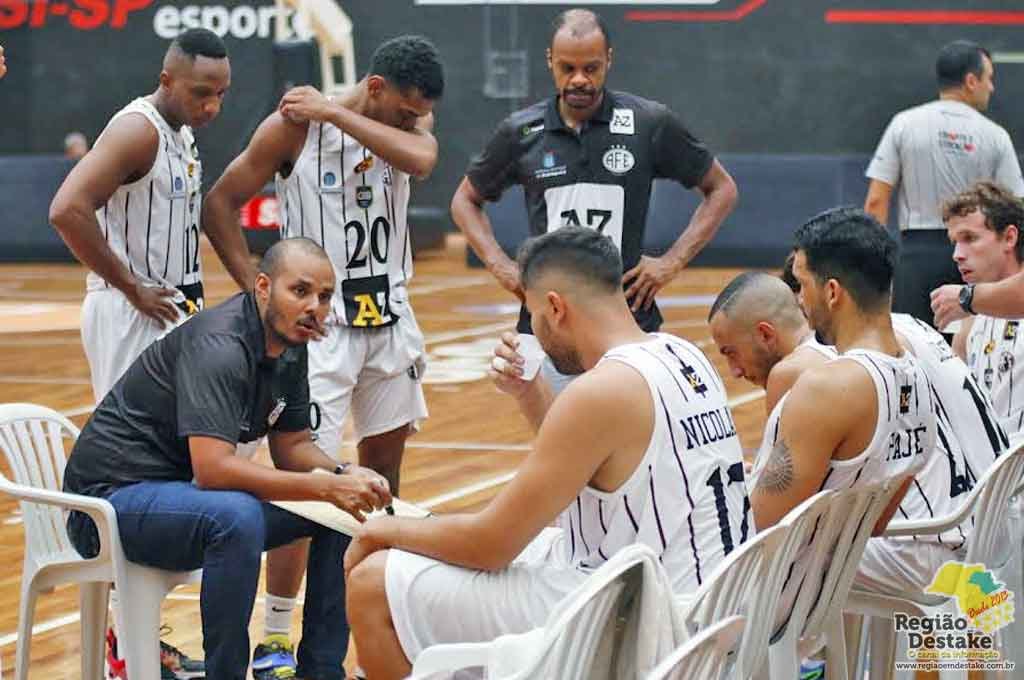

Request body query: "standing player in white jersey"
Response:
[48, 28, 233, 678]
[200, 36, 443, 678]
[51, 29, 233, 403]
[935, 182, 1024, 438]
[343, 227, 750, 680]
[751, 209, 937, 609]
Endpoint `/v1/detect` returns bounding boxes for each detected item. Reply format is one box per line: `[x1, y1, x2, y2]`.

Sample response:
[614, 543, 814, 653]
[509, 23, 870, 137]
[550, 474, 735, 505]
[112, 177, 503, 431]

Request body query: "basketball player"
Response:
[48, 28, 231, 677]
[343, 227, 750, 680]
[50, 28, 231, 402]
[712, 266, 1005, 594]
[749, 208, 937, 616]
[200, 35, 443, 678]
[939, 182, 1024, 438]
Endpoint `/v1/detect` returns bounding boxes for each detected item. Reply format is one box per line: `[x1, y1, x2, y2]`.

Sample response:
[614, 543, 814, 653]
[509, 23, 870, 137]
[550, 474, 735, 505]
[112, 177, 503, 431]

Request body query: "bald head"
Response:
[259, 237, 331, 278]
[709, 272, 805, 330]
[550, 9, 611, 49]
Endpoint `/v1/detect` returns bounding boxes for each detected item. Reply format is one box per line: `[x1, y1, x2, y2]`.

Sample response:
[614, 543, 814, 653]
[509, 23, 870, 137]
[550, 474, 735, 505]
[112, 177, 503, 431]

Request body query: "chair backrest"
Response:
[790, 476, 907, 640]
[507, 544, 655, 680]
[0, 403, 81, 561]
[682, 491, 834, 680]
[646, 615, 745, 680]
[962, 443, 1024, 566]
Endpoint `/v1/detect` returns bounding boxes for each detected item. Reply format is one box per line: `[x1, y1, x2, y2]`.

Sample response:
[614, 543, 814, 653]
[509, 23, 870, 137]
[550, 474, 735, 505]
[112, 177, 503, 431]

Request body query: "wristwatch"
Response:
[333, 462, 351, 475]
[958, 284, 976, 315]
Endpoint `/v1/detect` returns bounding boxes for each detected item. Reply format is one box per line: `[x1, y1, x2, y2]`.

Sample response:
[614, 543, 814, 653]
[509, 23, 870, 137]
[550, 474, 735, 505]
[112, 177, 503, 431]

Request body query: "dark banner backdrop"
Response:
[2, 0, 1023, 216]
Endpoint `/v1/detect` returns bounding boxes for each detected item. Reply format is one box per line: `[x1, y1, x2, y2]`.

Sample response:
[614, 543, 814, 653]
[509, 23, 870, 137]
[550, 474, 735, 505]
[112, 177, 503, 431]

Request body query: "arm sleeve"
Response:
[465, 119, 522, 201]
[176, 334, 250, 443]
[651, 106, 714, 188]
[866, 116, 902, 185]
[272, 348, 311, 432]
[994, 129, 1024, 197]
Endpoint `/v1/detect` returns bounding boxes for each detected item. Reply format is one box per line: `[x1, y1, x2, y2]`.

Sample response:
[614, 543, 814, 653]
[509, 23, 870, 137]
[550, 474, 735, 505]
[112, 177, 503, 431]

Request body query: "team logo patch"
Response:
[174, 176, 184, 192]
[999, 351, 1015, 376]
[1004, 321, 1018, 341]
[985, 367, 995, 388]
[382, 165, 393, 186]
[602, 145, 635, 175]
[984, 340, 996, 355]
[323, 172, 337, 187]
[543, 151, 556, 168]
[610, 108, 635, 135]
[187, 163, 195, 177]
[354, 156, 374, 174]
[267, 398, 286, 427]
[356, 185, 373, 209]
[899, 384, 913, 414]
[521, 122, 545, 137]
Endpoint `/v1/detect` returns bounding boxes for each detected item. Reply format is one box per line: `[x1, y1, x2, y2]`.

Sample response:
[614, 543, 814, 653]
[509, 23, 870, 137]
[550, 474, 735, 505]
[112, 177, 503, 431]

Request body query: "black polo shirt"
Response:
[466, 89, 714, 332]
[64, 292, 310, 498]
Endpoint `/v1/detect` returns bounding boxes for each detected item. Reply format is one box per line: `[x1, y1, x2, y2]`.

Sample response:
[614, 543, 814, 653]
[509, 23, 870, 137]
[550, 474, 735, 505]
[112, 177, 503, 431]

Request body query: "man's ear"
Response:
[547, 290, 567, 322]
[366, 74, 386, 96]
[254, 272, 271, 302]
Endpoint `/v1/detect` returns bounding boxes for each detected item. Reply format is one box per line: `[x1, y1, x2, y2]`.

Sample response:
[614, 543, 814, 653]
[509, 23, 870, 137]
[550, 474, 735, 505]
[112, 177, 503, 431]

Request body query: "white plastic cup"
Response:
[516, 333, 545, 381]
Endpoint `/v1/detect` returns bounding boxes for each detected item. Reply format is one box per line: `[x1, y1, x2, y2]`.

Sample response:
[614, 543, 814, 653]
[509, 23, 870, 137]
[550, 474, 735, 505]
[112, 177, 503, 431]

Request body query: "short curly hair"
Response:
[369, 35, 444, 100]
[943, 181, 1024, 262]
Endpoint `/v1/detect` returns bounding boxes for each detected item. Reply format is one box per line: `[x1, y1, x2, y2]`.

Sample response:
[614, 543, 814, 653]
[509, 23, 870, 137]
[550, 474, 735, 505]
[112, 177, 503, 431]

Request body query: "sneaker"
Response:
[160, 639, 206, 679]
[106, 628, 127, 679]
[800, 659, 825, 680]
[252, 633, 297, 679]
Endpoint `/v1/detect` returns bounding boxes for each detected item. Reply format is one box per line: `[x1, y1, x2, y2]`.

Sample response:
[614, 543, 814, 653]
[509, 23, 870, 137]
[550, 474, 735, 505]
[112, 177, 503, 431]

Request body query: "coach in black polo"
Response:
[63, 237, 391, 680]
[452, 9, 737, 344]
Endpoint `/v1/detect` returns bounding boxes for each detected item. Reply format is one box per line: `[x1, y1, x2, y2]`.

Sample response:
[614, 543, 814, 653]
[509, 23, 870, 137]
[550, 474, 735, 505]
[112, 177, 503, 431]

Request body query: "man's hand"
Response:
[128, 283, 180, 326]
[931, 284, 968, 330]
[343, 524, 387, 577]
[489, 257, 524, 302]
[623, 255, 679, 312]
[318, 466, 392, 522]
[490, 331, 534, 398]
[279, 86, 333, 125]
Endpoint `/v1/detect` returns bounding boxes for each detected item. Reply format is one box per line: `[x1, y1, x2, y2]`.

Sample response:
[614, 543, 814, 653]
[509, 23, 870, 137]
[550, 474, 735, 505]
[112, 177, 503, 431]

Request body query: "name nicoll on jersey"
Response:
[680, 406, 738, 450]
[0, 0, 314, 40]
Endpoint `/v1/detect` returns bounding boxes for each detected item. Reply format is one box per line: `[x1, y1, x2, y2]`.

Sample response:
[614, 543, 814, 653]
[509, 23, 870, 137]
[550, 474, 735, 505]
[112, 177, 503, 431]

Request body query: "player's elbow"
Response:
[49, 195, 75, 235]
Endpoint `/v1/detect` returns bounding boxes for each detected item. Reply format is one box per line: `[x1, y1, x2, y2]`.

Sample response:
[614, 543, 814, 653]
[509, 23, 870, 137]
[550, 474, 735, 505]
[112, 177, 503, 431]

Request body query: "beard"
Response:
[265, 300, 305, 349]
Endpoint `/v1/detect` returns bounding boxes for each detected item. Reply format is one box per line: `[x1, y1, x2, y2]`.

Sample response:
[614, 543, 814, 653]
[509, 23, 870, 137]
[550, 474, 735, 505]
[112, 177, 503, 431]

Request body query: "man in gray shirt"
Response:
[865, 39, 1024, 327]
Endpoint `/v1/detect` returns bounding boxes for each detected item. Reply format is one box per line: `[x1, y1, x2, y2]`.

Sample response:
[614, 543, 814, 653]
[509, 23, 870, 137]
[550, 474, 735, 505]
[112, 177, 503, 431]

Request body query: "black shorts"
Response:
[893, 230, 961, 328]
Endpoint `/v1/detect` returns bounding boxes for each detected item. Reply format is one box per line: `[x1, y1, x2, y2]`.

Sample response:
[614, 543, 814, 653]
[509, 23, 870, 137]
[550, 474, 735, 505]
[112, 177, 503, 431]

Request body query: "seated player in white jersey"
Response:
[711, 266, 1006, 596]
[50, 29, 234, 403]
[942, 182, 1024, 438]
[343, 227, 750, 680]
[200, 36, 444, 677]
[750, 208, 937, 609]
[49, 28, 235, 677]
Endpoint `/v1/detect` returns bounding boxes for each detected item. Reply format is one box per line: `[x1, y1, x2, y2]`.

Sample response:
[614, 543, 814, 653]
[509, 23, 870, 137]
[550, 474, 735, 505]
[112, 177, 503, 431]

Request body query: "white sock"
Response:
[109, 589, 120, 632]
[264, 594, 296, 638]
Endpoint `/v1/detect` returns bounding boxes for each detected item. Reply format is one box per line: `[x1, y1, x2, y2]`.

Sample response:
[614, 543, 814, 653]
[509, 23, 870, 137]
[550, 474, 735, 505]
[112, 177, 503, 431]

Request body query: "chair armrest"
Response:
[0, 476, 120, 562]
[882, 515, 965, 537]
[409, 641, 493, 678]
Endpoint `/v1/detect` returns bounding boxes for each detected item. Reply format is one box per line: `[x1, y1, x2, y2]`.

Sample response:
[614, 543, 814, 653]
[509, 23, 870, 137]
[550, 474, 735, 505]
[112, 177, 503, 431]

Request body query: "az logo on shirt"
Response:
[610, 108, 634, 135]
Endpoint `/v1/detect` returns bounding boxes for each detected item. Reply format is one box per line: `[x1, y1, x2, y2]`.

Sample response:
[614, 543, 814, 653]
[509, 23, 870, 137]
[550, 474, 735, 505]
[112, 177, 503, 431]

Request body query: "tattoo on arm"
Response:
[757, 436, 794, 495]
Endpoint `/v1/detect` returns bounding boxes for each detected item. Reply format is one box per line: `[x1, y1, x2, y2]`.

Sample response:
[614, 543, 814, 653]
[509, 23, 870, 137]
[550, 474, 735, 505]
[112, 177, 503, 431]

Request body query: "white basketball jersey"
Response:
[893, 314, 1007, 546]
[276, 120, 412, 328]
[87, 98, 204, 311]
[557, 334, 751, 594]
[800, 334, 839, 360]
[966, 315, 1024, 437]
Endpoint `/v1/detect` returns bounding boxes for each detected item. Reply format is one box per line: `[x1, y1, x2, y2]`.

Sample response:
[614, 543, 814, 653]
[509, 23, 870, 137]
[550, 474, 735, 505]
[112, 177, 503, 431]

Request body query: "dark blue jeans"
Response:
[67, 481, 349, 680]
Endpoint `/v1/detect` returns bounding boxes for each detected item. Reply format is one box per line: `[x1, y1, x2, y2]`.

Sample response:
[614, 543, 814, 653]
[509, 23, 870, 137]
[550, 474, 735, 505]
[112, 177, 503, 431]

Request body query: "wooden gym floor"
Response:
[0, 234, 767, 677]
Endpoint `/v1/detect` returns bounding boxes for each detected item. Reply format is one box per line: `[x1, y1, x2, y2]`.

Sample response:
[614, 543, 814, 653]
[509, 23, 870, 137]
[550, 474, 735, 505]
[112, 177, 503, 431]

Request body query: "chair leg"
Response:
[79, 581, 110, 680]
[868, 617, 894, 680]
[825, 614, 850, 680]
[116, 563, 168, 680]
[767, 633, 799, 680]
[15, 581, 38, 680]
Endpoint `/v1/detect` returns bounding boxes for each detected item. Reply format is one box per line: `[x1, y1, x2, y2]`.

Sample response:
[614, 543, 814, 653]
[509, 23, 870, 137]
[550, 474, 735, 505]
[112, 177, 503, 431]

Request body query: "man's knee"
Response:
[208, 492, 266, 554]
[347, 550, 390, 615]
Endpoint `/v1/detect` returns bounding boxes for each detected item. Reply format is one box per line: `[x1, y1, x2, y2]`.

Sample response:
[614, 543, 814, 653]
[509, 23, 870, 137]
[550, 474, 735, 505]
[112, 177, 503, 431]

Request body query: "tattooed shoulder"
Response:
[757, 436, 794, 495]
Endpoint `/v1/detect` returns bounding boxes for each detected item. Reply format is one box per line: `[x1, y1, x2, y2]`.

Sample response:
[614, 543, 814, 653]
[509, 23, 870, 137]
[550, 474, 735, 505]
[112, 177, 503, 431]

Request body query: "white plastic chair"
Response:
[680, 490, 835, 680]
[845, 443, 1024, 680]
[0, 403, 200, 680]
[646, 615, 746, 680]
[766, 475, 911, 680]
[408, 543, 683, 680]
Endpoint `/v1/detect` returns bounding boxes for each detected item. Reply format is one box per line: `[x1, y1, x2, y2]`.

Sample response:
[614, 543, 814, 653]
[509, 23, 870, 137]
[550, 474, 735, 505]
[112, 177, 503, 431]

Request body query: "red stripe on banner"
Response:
[825, 10, 1024, 25]
[626, 0, 766, 23]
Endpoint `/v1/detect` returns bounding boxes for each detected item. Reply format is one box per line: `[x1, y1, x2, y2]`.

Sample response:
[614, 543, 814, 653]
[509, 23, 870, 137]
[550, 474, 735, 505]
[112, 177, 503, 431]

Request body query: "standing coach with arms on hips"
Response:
[451, 8, 737, 391]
